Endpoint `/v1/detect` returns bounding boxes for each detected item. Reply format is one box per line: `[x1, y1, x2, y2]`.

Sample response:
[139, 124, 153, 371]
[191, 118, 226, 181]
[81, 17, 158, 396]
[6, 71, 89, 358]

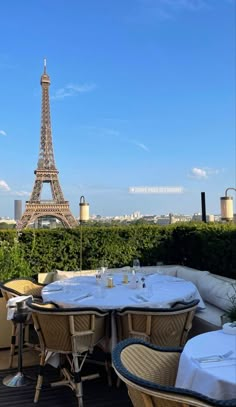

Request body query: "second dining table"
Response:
[175, 330, 236, 400]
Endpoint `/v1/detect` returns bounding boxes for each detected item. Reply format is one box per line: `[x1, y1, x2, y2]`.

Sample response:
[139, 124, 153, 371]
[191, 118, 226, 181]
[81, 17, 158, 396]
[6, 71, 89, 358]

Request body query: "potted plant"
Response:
[221, 283, 236, 325]
[226, 283, 236, 322]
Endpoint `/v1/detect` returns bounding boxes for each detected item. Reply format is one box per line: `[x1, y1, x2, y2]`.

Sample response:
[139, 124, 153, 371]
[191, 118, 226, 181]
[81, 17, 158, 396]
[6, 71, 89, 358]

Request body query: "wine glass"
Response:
[156, 261, 164, 275]
[133, 259, 140, 273]
[100, 259, 108, 272]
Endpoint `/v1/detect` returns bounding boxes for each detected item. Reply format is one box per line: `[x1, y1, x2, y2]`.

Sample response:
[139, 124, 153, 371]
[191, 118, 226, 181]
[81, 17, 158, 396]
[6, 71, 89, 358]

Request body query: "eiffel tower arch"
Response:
[18, 60, 77, 230]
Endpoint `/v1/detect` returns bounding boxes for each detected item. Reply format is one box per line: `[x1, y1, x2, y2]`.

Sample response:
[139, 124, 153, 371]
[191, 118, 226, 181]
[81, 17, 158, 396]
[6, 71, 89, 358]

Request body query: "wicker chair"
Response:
[112, 338, 236, 407]
[26, 298, 110, 407]
[116, 299, 199, 347]
[0, 278, 44, 368]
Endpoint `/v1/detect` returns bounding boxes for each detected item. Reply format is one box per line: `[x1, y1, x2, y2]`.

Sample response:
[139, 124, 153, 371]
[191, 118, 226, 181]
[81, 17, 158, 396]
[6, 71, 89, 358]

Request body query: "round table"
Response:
[42, 272, 204, 310]
[175, 330, 236, 400]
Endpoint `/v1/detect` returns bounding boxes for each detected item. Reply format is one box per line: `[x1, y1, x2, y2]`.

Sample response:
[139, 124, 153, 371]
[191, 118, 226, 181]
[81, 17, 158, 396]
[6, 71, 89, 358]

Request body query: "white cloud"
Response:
[14, 190, 30, 197]
[189, 166, 222, 179]
[190, 167, 207, 179]
[0, 180, 31, 196]
[133, 141, 149, 152]
[0, 180, 10, 191]
[86, 126, 149, 152]
[52, 83, 96, 100]
[159, 0, 208, 10]
[0, 130, 7, 136]
[133, 0, 232, 22]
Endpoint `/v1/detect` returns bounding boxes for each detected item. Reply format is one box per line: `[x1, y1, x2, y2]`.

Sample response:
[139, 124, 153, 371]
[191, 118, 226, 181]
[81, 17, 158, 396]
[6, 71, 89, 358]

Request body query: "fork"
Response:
[73, 294, 92, 301]
[196, 350, 233, 363]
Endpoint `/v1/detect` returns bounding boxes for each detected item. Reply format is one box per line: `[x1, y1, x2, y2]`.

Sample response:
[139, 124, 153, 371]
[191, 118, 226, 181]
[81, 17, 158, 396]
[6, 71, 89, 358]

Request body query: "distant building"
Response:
[192, 213, 215, 222]
[14, 200, 22, 221]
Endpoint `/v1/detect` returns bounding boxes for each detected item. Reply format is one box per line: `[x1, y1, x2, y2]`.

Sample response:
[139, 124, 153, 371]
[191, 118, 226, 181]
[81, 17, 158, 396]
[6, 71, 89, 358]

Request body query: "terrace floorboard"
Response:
[0, 364, 132, 407]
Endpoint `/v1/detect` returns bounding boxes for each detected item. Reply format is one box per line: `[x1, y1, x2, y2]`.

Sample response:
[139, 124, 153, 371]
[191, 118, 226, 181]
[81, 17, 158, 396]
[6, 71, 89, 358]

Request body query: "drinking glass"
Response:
[100, 259, 108, 273]
[133, 259, 140, 273]
[156, 261, 164, 274]
[122, 267, 129, 284]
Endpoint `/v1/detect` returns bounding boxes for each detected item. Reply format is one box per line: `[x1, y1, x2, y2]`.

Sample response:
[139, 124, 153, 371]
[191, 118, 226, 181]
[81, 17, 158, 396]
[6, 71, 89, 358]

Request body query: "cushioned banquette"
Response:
[139, 265, 235, 335]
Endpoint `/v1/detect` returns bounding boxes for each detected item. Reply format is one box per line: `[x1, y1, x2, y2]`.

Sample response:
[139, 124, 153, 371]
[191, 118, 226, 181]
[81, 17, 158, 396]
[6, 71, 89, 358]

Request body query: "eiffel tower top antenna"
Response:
[44, 57, 47, 73]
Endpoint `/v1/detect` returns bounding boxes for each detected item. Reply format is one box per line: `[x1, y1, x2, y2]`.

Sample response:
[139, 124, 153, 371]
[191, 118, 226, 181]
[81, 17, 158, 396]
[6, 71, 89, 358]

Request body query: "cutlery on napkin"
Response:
[73, 294, 92, 302]
[195, 358, 236, 369]
[129, 296, 148, 303]
[43, 287, 63, 292]
[194, 350, 233, 363]
[135, 295, 149, 302]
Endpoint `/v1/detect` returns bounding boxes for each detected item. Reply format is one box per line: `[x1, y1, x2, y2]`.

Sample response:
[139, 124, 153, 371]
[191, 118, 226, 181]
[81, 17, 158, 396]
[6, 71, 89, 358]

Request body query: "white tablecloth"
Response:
[42, 272, 204, 310]
[175, 330, 236, 400]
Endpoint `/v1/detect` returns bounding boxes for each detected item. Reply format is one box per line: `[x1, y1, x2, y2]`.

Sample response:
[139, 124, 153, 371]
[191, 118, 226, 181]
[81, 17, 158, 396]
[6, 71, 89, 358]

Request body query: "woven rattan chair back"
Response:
[0, 278, 44, 368]
[112, 339, 236, 407]
[0, 278, 43, 300]
[26, 298, 110, 407]
[116, 300, 199, 347]
[31, 305, 108, 354]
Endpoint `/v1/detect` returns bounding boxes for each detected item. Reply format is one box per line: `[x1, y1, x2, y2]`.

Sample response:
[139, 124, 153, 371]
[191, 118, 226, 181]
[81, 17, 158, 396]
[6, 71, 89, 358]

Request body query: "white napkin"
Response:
[43, 286, 63, 292]
[197, 359, 236, 369]
[73, 293, 92, 302]
[129, 295, 149, 303]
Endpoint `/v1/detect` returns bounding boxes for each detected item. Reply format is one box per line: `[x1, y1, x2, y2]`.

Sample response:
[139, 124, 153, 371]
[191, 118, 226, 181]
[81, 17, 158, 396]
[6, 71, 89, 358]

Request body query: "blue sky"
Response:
[0, 0, 235, 218]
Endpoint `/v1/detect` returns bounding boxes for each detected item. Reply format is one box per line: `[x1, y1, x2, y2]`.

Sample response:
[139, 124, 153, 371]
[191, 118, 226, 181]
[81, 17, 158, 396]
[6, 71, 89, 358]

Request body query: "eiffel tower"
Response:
[18, 60, 77, 229]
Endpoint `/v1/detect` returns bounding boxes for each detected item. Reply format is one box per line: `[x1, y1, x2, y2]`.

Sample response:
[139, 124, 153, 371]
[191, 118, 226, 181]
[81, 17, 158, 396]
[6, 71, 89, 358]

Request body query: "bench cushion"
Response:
[197, 274, 235, 312]
[141, 266, 177, 276]
[176, 266, 210, 289]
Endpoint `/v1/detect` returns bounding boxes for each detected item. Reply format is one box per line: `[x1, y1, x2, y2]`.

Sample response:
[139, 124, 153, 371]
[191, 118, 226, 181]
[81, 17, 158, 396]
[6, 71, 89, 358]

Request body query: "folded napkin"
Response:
[129, 295, 149, 303]
[43, 286, 63, 292]
[195, 359, 236, 369]
[73, 294, 92, 302]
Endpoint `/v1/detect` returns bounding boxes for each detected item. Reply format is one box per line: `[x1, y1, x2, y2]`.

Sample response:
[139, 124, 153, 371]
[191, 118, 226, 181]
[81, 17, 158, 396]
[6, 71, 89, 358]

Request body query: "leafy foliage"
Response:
[0, 223, 235, 281]
[0, 238, 32, 281]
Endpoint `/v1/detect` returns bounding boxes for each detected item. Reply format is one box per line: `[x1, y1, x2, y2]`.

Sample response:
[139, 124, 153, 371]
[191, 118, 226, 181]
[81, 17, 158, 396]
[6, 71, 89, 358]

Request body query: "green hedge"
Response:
[0, 223, 235, 281]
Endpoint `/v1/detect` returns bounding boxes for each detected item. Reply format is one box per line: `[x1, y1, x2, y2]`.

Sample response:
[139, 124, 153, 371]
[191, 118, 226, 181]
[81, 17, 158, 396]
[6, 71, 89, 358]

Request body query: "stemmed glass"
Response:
[99, 259, 108, 286]
[156, 261, 164, 275]
[100, 259, 108, 273]
[133, 259, 140, 272]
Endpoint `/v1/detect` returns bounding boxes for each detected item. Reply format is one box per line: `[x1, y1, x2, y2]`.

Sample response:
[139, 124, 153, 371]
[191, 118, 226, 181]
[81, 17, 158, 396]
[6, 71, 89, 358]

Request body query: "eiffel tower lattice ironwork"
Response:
[18, 60, 77, 229]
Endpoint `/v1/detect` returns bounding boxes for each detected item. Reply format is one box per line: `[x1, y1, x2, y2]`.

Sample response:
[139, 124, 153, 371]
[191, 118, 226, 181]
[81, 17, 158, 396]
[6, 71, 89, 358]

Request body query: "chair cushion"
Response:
[176, 266, 210, 288]
[197, 274, 235, 312]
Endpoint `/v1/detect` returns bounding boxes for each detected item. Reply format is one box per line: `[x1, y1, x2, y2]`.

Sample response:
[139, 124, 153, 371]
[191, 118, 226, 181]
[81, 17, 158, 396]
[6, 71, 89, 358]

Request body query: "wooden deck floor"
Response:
[0, 363, 132, 407]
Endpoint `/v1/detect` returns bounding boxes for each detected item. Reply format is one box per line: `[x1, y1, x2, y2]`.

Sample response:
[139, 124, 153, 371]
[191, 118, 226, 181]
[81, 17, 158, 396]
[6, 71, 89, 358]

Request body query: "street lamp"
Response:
[220, 188, 236, 221]
[79, 196, 90, 271]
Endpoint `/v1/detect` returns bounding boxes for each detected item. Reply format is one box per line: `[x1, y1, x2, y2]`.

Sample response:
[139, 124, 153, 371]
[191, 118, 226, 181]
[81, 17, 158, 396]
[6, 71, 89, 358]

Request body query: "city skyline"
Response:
[0, 1, 235, 219]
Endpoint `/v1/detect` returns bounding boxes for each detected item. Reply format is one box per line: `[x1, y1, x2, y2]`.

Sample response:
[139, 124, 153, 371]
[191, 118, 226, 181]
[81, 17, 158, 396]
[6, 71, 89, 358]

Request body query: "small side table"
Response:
[3, 300, 33, 387]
